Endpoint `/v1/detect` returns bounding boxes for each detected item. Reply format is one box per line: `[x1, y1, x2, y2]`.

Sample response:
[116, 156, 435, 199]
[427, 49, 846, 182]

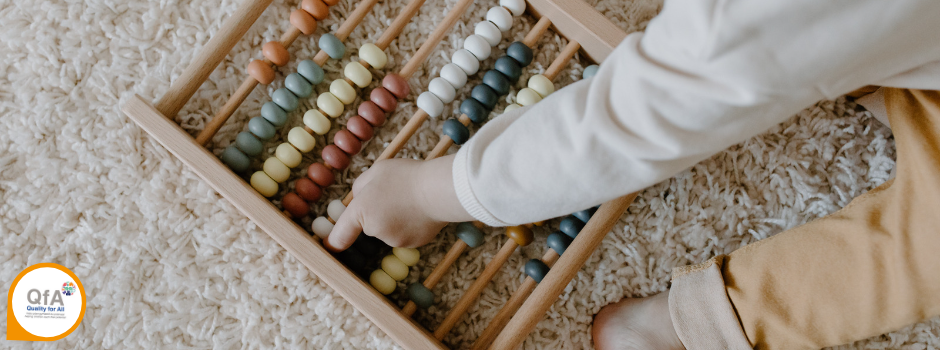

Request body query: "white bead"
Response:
[428, 77, 456, 104]
[451, 49, 480, 75]
[527, 74, 555, 97]
[327, 199, 346, 221]
[500, 0, 526, 16]
[486, 6, 512, 32]
[474, 21, 502, 46]
[516, 87, 542, 106]
[417, 92, 444, 118]
[440, 63, 467, 89]
[311, 217, 334, 239]
[504, 103, 522, 113]
[463, 35, 491, 60]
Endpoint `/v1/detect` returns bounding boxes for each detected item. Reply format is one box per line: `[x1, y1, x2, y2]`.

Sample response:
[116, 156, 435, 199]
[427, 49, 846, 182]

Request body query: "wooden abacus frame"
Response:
[121, 0, 635, 348]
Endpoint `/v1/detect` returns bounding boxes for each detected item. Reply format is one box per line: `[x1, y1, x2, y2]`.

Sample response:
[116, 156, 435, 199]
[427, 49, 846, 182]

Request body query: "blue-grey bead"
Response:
[455, 222, 484, 248]
[547, 231, 573, 255]
[582, 65, 599, 80]
[483, 70, 510, 95]
[297, 60, 325, 85]
[408, 283, 435, 309]
[572, 207, 597, 223]
[248, 116, 276, 140]
[506, 41, 533, 67]
[336, 246, 368, 274]
[285, 73, 313, 98]
[524, 259, 550, 283]
[559, 216, 585, 238]
[353, 234, 383, 257]
[220, 146, 250, 173]
[319, 33, 346, 60]
[442, 119, 470, 145]
[235, 131, 263, 156]
[460, 99, 488, 124]
[494, 56, 522, 82]
[272, 88, 299, 112]
[261, 101, 288, 127]
[471, 84, 498, 110]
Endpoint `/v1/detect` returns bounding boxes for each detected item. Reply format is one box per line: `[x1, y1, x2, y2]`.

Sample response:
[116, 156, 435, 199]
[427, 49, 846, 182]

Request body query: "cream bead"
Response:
[358, 43, 387, 69]
[263, 157, 291, 183]
[287, 127, 316, 153]
[317, 92, 344, 118]
[344, 61, 372, 88]
[250, 171, 279, 197]
[527, 74, 554, 97]
[463, 34, 491, 60]
[474, 21, 502, 46]
[303, 110, 331, 135]
[392, 247, 420, 266]
[486, 6, 513, 31]
[330, 79, 356, 105]
[311, 216, 334, 239]
[516, 88, 542, 106]
[275, 142, 303, 167]
[500, 0, 526, 16]
[451, 49, 480, 75]
[428, 77, 456, 104]
[504, 103, 522, 112]
[440, 63, 467, 88]
[381, 255, 409, 281]
[327, 199, 346, 221]
[417, 92, 444, 118]
[370, 270, 396, 295]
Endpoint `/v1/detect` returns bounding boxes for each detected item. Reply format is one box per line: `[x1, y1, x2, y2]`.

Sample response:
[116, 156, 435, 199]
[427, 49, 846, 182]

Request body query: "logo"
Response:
[7, 263, 86, 341]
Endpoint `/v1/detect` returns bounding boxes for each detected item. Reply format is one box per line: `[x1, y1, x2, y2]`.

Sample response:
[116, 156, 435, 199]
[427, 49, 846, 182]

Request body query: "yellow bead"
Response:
[370, 269, 397, 295]
[359, 43, 388, 69]
[392, 247, 420, 266]
[275, 142, 302, 167]
[330, 79, 356, 105]
[381, 255, 409, 281]
[516, 88, 542, 106]
[287, 127, 316, 153]
[317, 92, 344, 118]
[344, 61, 372, 88]
[504, 103, 522, 113]
[263, 157, 291, 183]
[303, 110, 331, 135]
[250, 171, 279, 197]
[527, 74, 554, 97]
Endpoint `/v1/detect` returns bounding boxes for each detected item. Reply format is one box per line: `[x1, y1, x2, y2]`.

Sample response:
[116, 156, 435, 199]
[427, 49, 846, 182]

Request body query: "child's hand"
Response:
[326, 154, 473, 251]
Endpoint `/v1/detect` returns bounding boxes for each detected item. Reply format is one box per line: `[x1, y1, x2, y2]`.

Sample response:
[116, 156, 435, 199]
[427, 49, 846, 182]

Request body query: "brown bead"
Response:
[307, 163, 335, 187]
[333, 129, 362, 155]
[382, 73, 410, 99]
[247, 59, 275, 84]
[290, 9, 318, 35]
[322, 145, 351, 170]
[358, 101, 386, 127]
[262, 42, 290, 67]
[294, 178, 322, 202]
[322, 0, 340, 5]
[505, 225, 534, 246]
[283, 193, 310, 218]
[346, 116, 373, 141]
[370, 87, 397, 112]
[302, 0, 329, 20]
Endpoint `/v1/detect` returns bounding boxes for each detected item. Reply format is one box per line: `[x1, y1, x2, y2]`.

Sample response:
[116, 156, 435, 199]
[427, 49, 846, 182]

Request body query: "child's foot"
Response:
[592, 292, 685, 350]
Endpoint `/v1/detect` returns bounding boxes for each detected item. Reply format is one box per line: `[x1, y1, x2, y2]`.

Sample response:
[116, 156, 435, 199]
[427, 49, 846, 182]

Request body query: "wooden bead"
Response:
[474, 21, 502, 46]
[393, 247, 420, 266]
[287, 127, 316, 153]
[235, 131, 263, 156]
[428, 77, 456, 103]
[463, 34, 491, 60]
[311, 216, 334, 239]
[290, 9, 318, 35]
[318, 33, 345, 59]
[452, 49, 480, 75]
[283, 193, 309, 218]
[370, 270, 397, 295]
[573, 207, 597, 223]
[275, 142, 303, 167]
[303, 110, 331, 135]
[272, 88, 299, 112]
[547, 231, 573, 255]
[417, 92, 444, 118]
[471, 85, 498, 110]
[330, 79, 356, 105]
[505, 225, 534, 246]
[486, 6, 513, 31]
[263, 157, 291, 183]
[285, 73, 314, 98]
[262, 41, 290, 66]
[527, 74, 554, 97]
[248, 116, 276, 140]
[494, 56, 522, 82]
[316, 92, 343, 118]
[358, 43, 388, 69]
[381, 255, 409, 281]
[261, 101, 288, 127]
[321, 145, 350, 169]
[507, 41, 533, 66]
[500, 0, 526, 16]
[358, 101, 386, 126]
[333, 129, 361, 155]
[250, 171, 279, 197]
[443, 119, 469, 145]
[504, 103, 522, 112]
[345, 61, 372, 88]
[440, 63, 468, 89]
[583, 65, 599, 79]
[307, 163, 334, 187]
[382, 74, 410, 99]
[247, 59, 275, 84]
[408, 283, 434, 309]
[346, 116, 373, 141]
[524, 259, 550, 283]
[516, 87, 542, 106]
[220, 146, 250, 173]
[302, 0, 329, 20]
[298, 60, 325, 84]
[327, 199, 346, 221]
[559, 216, 585, 238]
[294, 178, 322, 202]
[460, 99, 488, 124]
[455, 222, 484, 248]
[370, 87, 397, 112]
[483, 70, 510, 95]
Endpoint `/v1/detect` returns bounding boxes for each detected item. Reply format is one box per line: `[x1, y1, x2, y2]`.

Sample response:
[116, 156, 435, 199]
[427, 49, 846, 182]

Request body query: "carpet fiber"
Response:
[1, 0, 937, 348]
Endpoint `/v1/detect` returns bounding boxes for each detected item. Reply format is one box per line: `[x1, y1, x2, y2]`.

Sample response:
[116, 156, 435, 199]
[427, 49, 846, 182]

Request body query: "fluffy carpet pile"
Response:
[2, 0, 938, 348]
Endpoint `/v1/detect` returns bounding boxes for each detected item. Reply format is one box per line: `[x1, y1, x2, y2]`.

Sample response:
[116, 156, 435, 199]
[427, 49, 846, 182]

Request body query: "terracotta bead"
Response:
[294, 178, 323, 202]
[262, 42, 290, 67]
[505, 225, 534, 246]
[322, 145, 350, 170]
[382, 74, 410, 99]
[358, 101, 386, 127]
[333, 129, 362, 155]
[283, 193, 310, 218]
[307, 163, 335, 187]
[290, 9, 317, 35]
[322, 0, 340, 5]
[302, 0, 330, 20]
[346, 116, 373, 141]
[247, 59, 275, 84]
[370, 87, 397, 112]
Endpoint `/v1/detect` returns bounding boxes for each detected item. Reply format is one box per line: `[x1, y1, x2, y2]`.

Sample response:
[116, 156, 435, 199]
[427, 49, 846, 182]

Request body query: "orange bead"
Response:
[322, 0, 340, 5]
[283, 193, 310, 218]
[302, 0, 329, 20]
[247, 59, 275, 84]
[263, 42, 290, 67]
[294, 178, 322, 202]
[505, 226, 534, 246]
[290, 9, 318, 35]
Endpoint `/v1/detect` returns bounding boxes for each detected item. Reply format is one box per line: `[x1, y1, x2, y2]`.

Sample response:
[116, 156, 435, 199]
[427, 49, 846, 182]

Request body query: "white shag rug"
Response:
[2, 0, 938, 348]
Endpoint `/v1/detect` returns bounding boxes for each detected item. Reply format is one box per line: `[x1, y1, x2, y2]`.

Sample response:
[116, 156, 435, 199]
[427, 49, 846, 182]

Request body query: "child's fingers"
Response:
[325, 201, 363, 252]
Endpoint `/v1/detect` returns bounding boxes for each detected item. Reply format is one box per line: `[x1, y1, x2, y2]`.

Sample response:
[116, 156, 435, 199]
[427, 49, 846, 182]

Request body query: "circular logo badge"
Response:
[7, 263, 85, 341]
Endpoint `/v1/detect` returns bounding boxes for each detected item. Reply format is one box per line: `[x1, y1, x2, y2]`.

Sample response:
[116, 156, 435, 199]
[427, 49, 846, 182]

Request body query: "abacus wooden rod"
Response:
[155, 0, 274, 119]
[374, 0, 427, 49]
[402, 239, 468, 317]
[488, 193, 638, 350]
[398, 0, 475, 79]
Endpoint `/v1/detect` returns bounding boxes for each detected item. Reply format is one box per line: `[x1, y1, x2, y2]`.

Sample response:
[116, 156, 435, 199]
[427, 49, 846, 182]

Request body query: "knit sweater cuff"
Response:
[452, 145, 510, 227]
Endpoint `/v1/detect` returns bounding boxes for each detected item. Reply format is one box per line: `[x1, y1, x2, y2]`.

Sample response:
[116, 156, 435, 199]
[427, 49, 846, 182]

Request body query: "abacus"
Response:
[121, 0, 637, 348]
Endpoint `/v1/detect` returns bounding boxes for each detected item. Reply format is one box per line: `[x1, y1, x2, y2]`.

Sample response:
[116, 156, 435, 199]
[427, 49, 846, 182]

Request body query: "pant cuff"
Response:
[668, 256, 753, 350]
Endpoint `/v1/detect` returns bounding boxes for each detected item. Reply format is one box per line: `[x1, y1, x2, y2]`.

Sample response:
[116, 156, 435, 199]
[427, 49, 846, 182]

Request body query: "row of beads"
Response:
[246, 0, 340, 85]
[523, 206, 597, 283]
[369, 247, 421, 295]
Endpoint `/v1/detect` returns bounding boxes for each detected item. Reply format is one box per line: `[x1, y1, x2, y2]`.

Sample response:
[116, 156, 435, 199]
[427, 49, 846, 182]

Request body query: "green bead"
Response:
[583, 65, 599, 79]
[460, 99, 488, 124]
[483, 70, 510, 95]
[297, 60, 325, 85]
[220, 146, 250, 173]
[506, 41, 533, 67]
[559, 216, 584, 238]
[573, 207, 597, 223]
[471, 84, 498, 110]
[442, 119, 469, 145]
[524, 259, 550, 283]
[261, 101, 288, 127]
[319, 33, 346, 59]
[408, 283, 435, 309]
[494, 56, 522, 82]
[455, 222, 483, 248]
[547, 231, 573, 255]
[235, 131, 263, 156]
[248, 116, 276, 140]
[272, 88, 299, 112]
[285, 73, 313, 98]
